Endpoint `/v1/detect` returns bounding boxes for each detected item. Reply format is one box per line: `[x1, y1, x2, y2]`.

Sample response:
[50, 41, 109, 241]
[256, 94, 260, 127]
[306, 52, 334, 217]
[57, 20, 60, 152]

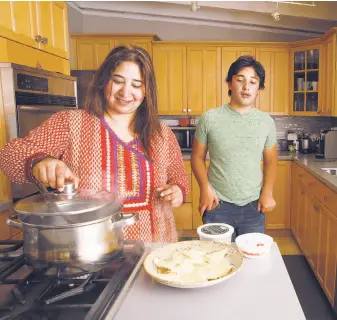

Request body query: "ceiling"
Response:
[68, 1, 337, 39]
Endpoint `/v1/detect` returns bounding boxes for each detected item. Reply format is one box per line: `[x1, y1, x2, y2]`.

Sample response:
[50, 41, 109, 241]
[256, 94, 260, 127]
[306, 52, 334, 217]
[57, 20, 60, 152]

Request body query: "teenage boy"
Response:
[191, 55, 277, 238]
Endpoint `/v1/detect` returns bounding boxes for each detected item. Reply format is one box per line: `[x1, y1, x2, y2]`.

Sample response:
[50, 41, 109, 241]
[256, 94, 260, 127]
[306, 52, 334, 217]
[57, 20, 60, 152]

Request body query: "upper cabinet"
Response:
[289, 43, 323, 116]
[0, 1, 69, 59]
[221, 46, 256, 105]
[186, 46, 222, 115]
[0, 1, 37, 48]
[74, 38, 114, 70]
[322, 31, 337, 117]
[255, 46, 290, 115]
[71, 35, 155, 70]
[114, 38, 153, 57]
[35, 1, 69, 59]
[153, 45, 187, 115]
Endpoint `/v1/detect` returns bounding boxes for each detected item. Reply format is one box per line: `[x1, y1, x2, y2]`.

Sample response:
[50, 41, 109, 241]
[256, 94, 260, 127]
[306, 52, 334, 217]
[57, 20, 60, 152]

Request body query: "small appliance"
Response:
[316, 129, 337, 159]
[298, 135, 312, 154]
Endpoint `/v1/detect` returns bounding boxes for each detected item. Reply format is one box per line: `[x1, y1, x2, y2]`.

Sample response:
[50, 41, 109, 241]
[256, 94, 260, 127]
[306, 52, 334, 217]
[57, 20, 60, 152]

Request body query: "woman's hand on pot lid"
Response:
[32, 158, 79, 192]
[156, 184, 183, 207]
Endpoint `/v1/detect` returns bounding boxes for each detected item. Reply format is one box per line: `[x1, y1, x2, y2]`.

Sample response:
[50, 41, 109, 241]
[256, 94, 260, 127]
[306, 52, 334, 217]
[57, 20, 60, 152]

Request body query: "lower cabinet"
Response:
[265, 161, 291, 229]
[172, 161, 193, 230]
[291, 162, 337, 306]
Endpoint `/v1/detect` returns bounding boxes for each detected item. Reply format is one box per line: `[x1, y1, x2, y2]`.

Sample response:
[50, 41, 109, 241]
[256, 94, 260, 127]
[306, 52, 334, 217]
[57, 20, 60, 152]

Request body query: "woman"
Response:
[0, 45, 190, 242]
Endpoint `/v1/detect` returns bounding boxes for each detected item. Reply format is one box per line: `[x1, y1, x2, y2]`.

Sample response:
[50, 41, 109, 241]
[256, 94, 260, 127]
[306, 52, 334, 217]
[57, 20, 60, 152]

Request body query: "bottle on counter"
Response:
[293, 140, 299, 152]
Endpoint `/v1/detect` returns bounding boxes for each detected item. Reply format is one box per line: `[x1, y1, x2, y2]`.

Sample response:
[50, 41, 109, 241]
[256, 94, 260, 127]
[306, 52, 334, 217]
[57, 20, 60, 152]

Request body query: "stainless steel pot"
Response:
[7, 183, 137, 272]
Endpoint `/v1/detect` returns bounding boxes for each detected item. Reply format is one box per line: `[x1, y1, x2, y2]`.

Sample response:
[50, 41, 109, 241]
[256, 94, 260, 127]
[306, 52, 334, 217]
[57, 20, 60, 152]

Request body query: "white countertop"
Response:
[112, 243, 305, 320]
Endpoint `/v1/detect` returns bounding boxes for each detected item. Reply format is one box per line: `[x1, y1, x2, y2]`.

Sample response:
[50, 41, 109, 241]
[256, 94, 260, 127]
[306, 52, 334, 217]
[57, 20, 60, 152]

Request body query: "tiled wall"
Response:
[331, 117, 337, 127]
[272, 116, 333, 138]
[161, 115, 334, 151]
[161, 115, 333, 137]
[272, 116, 333, 151]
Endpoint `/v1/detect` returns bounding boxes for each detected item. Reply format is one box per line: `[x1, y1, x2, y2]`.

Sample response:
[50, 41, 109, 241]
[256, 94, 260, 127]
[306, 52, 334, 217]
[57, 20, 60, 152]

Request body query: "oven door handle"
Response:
[18, 105, 77, 113]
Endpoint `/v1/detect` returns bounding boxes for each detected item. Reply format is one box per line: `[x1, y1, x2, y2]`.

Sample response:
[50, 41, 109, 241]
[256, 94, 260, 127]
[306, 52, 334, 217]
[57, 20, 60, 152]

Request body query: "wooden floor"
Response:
[178, 229, 302, 255]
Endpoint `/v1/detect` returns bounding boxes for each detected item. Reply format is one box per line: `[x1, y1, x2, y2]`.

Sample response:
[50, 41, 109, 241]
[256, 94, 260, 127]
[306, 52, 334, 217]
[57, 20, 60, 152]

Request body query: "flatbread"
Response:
[152, 246, 233, 283]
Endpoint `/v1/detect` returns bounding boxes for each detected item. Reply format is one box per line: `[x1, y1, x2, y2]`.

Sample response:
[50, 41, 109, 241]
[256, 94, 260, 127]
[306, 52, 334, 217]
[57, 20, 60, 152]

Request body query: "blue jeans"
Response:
[202, 199, 265, 242]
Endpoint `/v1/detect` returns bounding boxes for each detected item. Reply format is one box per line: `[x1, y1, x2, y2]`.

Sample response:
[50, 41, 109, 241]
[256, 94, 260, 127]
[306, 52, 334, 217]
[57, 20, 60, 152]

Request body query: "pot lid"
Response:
[14, 183, 123, 227]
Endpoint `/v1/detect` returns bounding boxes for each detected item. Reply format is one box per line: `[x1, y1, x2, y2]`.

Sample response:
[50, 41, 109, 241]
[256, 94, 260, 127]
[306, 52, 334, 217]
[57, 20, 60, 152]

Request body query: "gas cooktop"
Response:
[0, 240, 145, 320]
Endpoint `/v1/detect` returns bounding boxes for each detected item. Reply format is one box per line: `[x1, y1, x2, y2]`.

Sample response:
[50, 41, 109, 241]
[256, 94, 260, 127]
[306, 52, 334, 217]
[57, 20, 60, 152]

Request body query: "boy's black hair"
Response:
[226, 56, 265, 96]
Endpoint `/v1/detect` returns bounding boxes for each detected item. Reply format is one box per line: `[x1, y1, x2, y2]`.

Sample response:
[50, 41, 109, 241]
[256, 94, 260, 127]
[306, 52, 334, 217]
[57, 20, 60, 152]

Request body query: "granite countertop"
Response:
[182, 150, 337, 193]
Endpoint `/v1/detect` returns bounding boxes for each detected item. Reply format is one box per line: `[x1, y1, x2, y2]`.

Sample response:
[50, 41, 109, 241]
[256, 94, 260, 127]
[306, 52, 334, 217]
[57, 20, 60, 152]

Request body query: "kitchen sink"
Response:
[321, 168, 337, 176]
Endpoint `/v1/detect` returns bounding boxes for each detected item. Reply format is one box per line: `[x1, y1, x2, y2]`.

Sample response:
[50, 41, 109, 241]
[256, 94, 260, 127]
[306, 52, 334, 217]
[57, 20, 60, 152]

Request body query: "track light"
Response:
[191, 1, 200, 12]
[271, 11, 281, 21]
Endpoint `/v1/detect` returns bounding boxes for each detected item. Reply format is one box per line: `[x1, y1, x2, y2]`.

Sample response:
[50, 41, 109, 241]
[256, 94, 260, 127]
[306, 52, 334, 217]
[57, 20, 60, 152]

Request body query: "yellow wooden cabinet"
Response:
[289, 43, 323, 116]
[0, 72, 12, 202]
[0, 1, 38, 48]
[321, 31, 336, 116]
[221, 46, 256, 105]
[0, 1, 69, 59]
[306, 193, 321, 271]
[291, 162, 337, 306]
[173, 160, 193, 230]
[71, 35, 155, 70]
[0, 38, 70, 75]
[35, 1, 69, 59]
[255, 46, 290, 115]
[153, 45, 187, 115]
[290, 175, 299, 237]
[191, 174, 203, 229]
[72, 38, 114, 70]
[187, 46, 222, 115]
[318, 204, 337, 305]
[264, 161, 291, 229]
[114, 38, 153, 57]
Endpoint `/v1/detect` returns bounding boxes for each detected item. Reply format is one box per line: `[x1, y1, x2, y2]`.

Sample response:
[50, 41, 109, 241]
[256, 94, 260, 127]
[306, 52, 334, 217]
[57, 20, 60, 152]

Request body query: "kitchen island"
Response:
[110, 243, 305, 320]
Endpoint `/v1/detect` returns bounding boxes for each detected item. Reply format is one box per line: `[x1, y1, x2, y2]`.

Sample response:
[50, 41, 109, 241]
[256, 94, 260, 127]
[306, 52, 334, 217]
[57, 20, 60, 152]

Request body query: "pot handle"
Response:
[7, 214, 23, 230]
[112, 213, 138, 229]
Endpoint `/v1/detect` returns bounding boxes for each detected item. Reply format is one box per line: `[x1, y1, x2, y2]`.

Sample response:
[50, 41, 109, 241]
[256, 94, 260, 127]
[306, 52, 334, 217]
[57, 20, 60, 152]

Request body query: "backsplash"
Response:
[331, 117, 337, 127]
[161, 115, 334, 151]
[161, 115, 333, 136]
[272, 116, 333, 138]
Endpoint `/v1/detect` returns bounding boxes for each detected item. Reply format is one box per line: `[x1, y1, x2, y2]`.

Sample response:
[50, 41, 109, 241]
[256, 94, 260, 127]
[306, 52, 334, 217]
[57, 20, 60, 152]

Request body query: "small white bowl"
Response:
[197, 223, 234, 244]
[235, 233, 273, 259]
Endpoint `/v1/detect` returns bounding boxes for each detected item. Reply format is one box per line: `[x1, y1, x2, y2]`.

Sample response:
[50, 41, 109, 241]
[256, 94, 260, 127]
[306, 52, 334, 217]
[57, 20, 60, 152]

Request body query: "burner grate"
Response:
[0, 240, 144, 320]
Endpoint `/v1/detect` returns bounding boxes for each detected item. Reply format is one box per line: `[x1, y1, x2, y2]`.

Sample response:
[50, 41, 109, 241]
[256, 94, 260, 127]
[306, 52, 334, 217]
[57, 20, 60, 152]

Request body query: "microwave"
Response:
[171, 127, 196, 151]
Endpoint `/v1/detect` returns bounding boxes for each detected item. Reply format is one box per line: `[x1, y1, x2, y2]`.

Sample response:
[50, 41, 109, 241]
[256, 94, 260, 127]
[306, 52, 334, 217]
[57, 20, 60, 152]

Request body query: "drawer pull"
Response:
[324, 196, 329, 201]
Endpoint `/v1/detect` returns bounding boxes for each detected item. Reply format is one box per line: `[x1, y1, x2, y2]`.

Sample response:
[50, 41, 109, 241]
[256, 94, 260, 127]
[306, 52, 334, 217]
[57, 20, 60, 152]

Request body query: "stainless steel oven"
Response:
[0, 63, 77, 200]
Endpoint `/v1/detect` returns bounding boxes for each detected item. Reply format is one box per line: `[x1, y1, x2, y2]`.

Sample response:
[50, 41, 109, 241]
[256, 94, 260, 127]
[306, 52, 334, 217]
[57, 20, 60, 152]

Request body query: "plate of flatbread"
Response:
[143, 241, 244, 288]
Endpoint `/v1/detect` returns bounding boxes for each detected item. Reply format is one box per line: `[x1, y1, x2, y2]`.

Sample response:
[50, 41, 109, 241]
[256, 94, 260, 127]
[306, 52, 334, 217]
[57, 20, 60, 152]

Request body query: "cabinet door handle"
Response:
[182, 109, 187, 112]
[41, 37, 48, 45]
[324, 196, 329, 201]
[34, 35, 42, 42]
[187, 109, 192, 112]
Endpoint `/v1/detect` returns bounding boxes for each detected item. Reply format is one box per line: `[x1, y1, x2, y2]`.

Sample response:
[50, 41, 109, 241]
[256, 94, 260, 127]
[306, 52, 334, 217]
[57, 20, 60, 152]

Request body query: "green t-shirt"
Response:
[195, 104, 276, 206]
